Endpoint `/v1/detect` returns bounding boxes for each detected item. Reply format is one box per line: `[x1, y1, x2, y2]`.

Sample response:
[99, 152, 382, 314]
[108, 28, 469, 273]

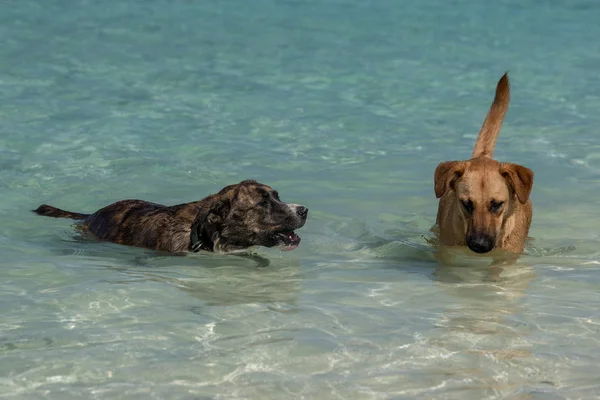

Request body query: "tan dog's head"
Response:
[194, 180, 308, 253]
[434, 157, 533, 253]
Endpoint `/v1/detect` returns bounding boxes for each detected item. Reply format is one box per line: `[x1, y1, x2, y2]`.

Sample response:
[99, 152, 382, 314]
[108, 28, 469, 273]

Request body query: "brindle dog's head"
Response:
[193, 180, 308, 253]
[434, 157, 533, 254]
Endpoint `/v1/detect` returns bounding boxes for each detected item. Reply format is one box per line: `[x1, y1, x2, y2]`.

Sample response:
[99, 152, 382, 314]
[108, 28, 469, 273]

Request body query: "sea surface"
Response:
[2, 0, 600, 398]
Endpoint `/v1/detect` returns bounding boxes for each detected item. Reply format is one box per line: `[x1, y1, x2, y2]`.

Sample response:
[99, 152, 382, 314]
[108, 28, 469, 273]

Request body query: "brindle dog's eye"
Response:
[490, 200, 504, 213]
[257, 192, 270, 207]
[461, 199, 474, 214]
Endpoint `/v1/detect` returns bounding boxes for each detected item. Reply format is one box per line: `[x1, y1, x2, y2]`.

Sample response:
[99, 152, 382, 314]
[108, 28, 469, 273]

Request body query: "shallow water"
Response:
[2, 0, 600, 398]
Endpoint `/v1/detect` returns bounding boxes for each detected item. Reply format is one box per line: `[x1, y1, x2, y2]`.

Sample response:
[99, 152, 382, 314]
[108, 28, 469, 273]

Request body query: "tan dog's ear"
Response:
[434, 161, 466, 198]
[500, 163, 534, 204]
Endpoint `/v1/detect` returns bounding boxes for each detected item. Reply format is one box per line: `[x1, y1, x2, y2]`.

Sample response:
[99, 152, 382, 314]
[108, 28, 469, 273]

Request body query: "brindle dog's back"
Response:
[84, 200, 200, 252]
[35, 200, 203, 252]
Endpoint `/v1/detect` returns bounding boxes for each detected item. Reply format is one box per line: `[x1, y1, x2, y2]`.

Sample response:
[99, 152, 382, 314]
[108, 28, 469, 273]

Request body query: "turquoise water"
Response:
[2, 0, 600, 398]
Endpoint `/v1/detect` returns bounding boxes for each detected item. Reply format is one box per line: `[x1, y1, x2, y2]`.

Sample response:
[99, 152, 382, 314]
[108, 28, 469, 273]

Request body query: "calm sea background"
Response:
[2, 0, 600, 398]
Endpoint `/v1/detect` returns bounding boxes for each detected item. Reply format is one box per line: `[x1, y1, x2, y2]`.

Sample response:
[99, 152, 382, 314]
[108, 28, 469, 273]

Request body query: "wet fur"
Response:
[433, 73, 534, 254]
[34, 180, 308, 253]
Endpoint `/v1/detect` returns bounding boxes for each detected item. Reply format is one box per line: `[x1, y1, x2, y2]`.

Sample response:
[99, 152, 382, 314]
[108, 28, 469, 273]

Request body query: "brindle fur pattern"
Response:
[34, 180, 308, 253]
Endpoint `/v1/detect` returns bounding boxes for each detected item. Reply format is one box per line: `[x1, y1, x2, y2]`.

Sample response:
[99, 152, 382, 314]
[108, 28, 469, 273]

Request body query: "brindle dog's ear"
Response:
[434, 161, 466, 198]
[500, 163, 534, 204]
[192, 198, 231, 251]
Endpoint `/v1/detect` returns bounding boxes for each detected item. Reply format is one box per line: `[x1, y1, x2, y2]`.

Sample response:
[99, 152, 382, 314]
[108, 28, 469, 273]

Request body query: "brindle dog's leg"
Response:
[235, 252, 271, 268]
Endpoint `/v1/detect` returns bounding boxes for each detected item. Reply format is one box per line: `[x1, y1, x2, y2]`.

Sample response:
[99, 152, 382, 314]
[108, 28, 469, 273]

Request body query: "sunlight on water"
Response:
[2, 0, 600, 398]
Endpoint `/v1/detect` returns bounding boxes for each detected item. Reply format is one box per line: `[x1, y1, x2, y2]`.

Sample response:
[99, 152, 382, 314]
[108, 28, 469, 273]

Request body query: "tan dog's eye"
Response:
[461, 199, 474, 214]
[490, 200, 504, 213]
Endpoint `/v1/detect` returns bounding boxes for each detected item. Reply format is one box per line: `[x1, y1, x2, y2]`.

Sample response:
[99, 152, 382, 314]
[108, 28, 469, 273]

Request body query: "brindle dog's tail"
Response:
[472, 72, 511, 159]
[33, 204, 89, 220]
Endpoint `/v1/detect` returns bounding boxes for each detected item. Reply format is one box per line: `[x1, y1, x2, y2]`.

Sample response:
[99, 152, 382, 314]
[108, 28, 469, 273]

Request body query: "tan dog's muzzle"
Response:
[466, 230, 495, 253]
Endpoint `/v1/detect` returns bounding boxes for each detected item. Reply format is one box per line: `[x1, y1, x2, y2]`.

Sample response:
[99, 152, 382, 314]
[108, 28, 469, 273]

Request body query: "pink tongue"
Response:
[279, 243, 299, 252]
[278, 232, 299, 251]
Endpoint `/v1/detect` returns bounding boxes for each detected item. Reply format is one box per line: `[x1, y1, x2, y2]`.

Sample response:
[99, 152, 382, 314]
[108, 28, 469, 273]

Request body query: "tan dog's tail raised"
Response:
[33, 204, 89, 220]
[472, 72, 510, 159]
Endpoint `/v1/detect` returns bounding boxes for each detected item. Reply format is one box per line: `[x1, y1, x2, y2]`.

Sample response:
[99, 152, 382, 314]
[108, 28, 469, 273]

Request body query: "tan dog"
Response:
[434, 73, 533, 254]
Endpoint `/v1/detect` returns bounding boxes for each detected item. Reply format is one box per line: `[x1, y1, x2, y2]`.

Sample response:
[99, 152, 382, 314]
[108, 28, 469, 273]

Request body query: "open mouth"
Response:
[274, 231, 301, 251]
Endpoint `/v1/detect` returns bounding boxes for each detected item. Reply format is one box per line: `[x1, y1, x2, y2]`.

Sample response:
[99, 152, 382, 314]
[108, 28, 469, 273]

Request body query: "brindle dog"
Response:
[34, 180, 308, 253]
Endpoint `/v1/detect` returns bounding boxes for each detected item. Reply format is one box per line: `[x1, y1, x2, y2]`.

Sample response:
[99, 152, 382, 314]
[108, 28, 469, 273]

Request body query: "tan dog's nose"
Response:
[467, 233, 494, 254]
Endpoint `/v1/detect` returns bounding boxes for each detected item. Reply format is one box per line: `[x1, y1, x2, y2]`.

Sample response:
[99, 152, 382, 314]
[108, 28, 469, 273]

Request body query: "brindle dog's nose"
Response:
[466, 233, 494, 254]
[296, 206, 308, 218]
